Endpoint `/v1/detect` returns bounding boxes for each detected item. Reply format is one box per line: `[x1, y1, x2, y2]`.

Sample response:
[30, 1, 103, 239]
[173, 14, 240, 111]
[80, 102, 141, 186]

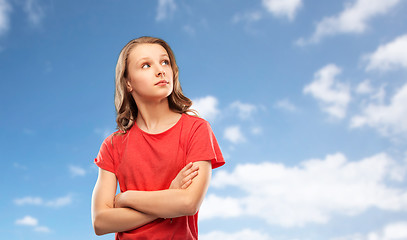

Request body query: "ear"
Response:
[126, 80, 132, 92]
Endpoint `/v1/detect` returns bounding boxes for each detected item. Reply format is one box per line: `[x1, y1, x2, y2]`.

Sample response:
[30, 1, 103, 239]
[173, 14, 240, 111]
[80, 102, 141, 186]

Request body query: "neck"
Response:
[135, 98, 179, 133]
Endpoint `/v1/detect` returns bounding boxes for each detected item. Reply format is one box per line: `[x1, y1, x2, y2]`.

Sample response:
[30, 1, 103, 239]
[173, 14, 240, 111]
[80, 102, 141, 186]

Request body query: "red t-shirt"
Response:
[94, 114, 225, 240]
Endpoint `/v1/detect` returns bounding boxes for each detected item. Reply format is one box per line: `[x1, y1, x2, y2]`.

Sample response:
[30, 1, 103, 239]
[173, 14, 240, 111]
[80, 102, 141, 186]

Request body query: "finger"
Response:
[181, 162, 193, 172]
[183, 164, 199, 177]
[182, 170, 198, 184]
[191, 164, 199, 171]
[181, 179, 192, 189]
[182, 166, 195, 177]
[181, 162, 194, 174]
[186, 162, 193, 169]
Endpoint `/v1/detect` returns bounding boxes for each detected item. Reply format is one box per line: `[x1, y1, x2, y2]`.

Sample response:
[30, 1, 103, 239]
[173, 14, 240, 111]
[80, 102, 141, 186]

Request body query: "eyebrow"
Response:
[135, 54, 169, 64]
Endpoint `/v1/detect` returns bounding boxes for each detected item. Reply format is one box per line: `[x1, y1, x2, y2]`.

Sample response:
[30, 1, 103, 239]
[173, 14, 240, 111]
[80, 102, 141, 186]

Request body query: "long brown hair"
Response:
[114, 36, 195, 132]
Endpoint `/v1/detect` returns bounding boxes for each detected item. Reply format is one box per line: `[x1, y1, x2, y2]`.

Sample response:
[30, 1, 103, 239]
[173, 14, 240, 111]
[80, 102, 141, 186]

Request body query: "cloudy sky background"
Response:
[1, 0, 407, 239]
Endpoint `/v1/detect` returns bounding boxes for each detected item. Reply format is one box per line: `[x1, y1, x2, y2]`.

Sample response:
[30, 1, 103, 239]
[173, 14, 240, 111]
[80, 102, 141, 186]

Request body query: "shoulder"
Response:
[181, 114, 215, 139]
[102, 129, 129, 149]
[183, 113, 210, 128]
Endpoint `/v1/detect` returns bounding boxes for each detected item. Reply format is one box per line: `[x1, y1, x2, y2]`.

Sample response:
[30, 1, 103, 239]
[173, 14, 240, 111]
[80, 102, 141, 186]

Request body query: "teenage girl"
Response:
[91, 36, 225, 239]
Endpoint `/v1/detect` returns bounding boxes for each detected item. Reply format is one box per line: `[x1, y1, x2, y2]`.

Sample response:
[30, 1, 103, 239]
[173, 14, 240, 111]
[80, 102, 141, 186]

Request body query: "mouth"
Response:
[155, 80, 169, 85]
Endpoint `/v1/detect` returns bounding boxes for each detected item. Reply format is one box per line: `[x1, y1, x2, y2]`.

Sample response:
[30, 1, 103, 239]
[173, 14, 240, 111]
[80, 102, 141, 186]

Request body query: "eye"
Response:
[162, 59, 170, 66]
[141, 63, 150, 69]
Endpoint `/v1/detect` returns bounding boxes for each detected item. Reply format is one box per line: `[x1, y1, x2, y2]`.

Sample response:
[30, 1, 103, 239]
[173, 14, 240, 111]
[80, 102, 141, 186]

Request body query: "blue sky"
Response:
[1, 0, 407, 239]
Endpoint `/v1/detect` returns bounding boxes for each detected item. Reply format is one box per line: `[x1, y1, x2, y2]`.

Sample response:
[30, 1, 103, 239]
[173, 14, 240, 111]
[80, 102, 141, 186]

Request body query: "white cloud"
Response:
[359, 83, 387, 104]
[200, 229, 272, 240]
[0, 0, 12, 36]
[15, 216, 38, 226]
[382, 222, 407, 240]
[350, 82, 407, 137]
[15, 215, 50, 233]
[365, 34, 407, 72]
[202, 152, 407, 227]
[304, 64, 351, 119]
[200, 194, 243, 220]
[262, 0, 302, 21]
[1, 0, 46, 37]
[156, 0, 176, 22]
[230, 101, 257, 120]
[331, 221, 407, 240]
[274, 98, 298, 112]
[191, 96, 220, 122]
[251, 126, 262, 135]
[233, 0, 302, 24]
[223, 125, 246, 144]
[296, 0, 401, 45]
[23, 0, 45, 26]
[232, 11, 263, 24]
[182, 25, 195, 35]
[355, 79, 373, 95]
[69, 165, 86, 177]
[94, 127, 114, 139]
[45, 195, 72, 207]
[371, 85, 387, 104]
[13, 162, 27, 170]
[14, 194, 72, 208]
[34, 226, 50, 233]
[14, 196, 43, 205]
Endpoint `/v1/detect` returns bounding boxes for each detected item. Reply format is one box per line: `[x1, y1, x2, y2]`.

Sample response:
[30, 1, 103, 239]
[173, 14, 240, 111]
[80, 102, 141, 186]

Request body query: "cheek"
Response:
[126, 78, 142, 92]
[128, 72, 147, 85]
[168, 69, 175, 81]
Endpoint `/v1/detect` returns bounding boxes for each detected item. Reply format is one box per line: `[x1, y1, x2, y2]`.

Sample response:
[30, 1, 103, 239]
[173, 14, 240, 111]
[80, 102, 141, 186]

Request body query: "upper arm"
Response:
[184, 160, 212, 214]
[91, 168, 117, 221]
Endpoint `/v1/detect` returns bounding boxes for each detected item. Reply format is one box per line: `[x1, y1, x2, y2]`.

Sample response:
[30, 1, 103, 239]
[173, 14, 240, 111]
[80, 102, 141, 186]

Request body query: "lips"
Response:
[155, 80, 169, 85]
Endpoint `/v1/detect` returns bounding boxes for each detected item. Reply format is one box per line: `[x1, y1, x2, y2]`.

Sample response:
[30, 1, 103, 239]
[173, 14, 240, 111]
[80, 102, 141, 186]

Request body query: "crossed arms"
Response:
[91, 161, 211, 235]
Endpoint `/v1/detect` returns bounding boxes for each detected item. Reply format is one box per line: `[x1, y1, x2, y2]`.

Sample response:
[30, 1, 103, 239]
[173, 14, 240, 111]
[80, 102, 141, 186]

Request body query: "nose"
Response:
[157, 69, 166, 78]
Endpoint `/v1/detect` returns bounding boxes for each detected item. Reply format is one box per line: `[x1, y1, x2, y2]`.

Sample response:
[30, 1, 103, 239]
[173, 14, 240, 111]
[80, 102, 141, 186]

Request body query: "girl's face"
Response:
[126, 43, 174, 103]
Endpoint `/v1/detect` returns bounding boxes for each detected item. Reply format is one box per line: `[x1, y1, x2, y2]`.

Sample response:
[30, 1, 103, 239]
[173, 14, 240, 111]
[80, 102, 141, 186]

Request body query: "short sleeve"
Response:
[187, 121, 225, 169]
[94, 135, 116, 173]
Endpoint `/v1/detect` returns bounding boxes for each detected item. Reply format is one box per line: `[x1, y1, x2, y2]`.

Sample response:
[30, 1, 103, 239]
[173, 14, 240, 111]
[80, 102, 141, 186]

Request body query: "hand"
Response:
[114, 192, 124, 208]
[169, 162, 199, 189]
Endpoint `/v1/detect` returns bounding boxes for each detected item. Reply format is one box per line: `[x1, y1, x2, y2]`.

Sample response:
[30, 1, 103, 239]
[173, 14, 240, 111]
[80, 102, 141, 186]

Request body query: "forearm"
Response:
[93, 206, 157, 235]
[115, 161, 211, 219]
[118, 189, 197, 219]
